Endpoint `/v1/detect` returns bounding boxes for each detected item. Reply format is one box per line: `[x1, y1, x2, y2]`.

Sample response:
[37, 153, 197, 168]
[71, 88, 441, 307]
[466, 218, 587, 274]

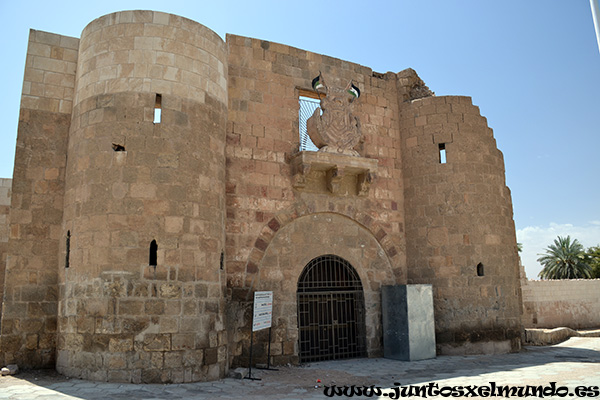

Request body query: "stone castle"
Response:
[0, 10, 522, 383]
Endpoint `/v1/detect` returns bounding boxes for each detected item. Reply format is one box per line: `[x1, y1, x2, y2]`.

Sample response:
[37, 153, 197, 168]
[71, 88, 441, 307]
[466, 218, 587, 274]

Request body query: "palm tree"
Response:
[586, 245, 600, 278]
[537, 236, 592, 279]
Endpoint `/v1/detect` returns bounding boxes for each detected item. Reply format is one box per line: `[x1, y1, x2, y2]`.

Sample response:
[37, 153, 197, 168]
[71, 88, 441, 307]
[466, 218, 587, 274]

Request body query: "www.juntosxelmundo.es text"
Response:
[323, 382, 600, 398]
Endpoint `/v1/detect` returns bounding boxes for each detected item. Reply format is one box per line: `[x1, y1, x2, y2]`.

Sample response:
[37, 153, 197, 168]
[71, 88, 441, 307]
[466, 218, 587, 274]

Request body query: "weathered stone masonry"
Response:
[0, 10, 522, 383]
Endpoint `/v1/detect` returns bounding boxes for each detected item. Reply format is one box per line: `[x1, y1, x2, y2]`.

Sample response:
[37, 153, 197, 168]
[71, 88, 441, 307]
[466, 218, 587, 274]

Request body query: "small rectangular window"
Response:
[439, 143, 447, 164]
[154, 94, 162, 124]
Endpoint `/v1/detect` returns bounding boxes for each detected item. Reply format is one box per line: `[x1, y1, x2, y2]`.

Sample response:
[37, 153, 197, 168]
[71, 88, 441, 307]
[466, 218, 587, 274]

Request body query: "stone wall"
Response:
[521, 279, 600, 329]
[225, 35, 407, 367]
[0, 30, 77, 368]
[0, 179, 12, 319]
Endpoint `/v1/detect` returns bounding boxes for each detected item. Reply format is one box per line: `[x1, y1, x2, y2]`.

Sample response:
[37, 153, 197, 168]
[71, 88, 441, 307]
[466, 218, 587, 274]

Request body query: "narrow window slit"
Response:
[65, 230, 71, 268]
[477, 262, 484, 277]
[154, 94, 162, 124]
[149, 240, 158, 266]
[439, 143, 447, 164]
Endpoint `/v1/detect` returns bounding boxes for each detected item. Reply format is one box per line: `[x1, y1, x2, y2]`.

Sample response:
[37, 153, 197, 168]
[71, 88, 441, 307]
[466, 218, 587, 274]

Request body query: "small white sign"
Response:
[252, 291, 273, 332]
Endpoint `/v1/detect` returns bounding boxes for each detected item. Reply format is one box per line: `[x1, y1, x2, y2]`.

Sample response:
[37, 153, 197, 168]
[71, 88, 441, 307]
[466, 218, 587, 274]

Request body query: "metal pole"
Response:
[267, 327, 272, 370]
[246, 291, 268, 380]
[591, 0, 600, 54]
[244, 330, 261, 380]
[248, 330, 253, 378]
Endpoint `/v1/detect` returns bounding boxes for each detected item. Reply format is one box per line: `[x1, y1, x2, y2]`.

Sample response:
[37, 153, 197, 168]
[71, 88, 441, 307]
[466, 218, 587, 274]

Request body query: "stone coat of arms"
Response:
[306, 73, 362, 156]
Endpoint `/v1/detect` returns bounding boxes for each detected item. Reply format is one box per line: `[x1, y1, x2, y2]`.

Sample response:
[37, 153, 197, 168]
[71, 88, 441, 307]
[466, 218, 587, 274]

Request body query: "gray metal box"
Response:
[381, 285, 436, 361]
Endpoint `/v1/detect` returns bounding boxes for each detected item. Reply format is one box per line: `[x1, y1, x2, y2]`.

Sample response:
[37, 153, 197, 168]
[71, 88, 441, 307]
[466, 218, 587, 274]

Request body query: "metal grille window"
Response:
[298, 93, 321, 152]
[297, 254, 367, 363]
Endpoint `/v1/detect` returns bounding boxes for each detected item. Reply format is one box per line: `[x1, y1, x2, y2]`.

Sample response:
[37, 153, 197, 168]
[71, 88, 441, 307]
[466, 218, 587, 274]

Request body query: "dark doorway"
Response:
[297, 254, 367, 363]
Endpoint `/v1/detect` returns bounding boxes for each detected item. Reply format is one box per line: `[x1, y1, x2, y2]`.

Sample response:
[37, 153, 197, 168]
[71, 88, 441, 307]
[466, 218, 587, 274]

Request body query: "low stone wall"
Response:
[524, 327, 600, 346]
[521, 279, 600, 329]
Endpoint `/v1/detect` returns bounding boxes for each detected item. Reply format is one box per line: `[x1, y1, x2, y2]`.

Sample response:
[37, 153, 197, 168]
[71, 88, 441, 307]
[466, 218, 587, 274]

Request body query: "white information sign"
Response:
[252, 291, 273, 332]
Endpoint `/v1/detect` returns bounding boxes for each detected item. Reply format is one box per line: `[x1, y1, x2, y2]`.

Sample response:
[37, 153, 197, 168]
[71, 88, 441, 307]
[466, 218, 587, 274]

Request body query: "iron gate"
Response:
[297, 254, 367, 363]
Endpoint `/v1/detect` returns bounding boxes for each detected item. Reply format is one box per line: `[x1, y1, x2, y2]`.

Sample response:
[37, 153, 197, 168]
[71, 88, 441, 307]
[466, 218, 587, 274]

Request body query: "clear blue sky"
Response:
[0, 0, 598, 279]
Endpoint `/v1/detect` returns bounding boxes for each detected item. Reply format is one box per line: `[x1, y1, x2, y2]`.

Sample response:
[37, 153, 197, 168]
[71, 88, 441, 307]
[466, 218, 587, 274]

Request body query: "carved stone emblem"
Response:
[306, 74, 362, 156]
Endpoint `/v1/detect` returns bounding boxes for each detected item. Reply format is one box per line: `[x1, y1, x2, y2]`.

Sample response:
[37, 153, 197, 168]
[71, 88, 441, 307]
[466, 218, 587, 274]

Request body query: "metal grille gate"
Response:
[297, 254, 367, 363]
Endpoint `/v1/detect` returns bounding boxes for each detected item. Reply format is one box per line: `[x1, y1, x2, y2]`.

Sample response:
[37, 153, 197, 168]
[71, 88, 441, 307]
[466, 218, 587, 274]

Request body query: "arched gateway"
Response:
[297, 254, 367, 362]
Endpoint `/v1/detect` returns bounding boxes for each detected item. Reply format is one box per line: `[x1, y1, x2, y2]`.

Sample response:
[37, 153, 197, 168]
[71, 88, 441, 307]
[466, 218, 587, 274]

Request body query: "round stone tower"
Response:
[399, 92, 522, 354]
[57, 11, 228, 383]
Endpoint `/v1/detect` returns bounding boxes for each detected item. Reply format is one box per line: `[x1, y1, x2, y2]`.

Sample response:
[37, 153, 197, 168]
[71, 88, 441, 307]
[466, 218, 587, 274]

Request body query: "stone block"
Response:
[118, 300, 143, 315]
[229, 367, 248, 379]
[144, 300, 165, 315]
[159, 317, 178, 333]
[143, 334, 171, 351]
[141, 368, 161, 383]
[0, 364, 18, 376]
[159, 283, 181, 298]
[172, 334, 194, 350]
[106, 354, 127, 369]
[182, 349, 203, 367]
[164, 351, 183, 368]
[109, 337, 133, 352]
[433, 132, 453, 144]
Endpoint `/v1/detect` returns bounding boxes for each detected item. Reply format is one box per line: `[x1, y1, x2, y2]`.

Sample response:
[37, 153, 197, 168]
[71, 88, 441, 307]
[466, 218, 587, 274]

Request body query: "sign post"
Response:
[252, 291, 273, 331]
[246, 291, 273, 380]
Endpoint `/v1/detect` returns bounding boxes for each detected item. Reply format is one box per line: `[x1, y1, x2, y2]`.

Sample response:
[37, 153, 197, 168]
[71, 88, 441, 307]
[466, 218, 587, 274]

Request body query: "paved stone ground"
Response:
[0, 337, 598, 399]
